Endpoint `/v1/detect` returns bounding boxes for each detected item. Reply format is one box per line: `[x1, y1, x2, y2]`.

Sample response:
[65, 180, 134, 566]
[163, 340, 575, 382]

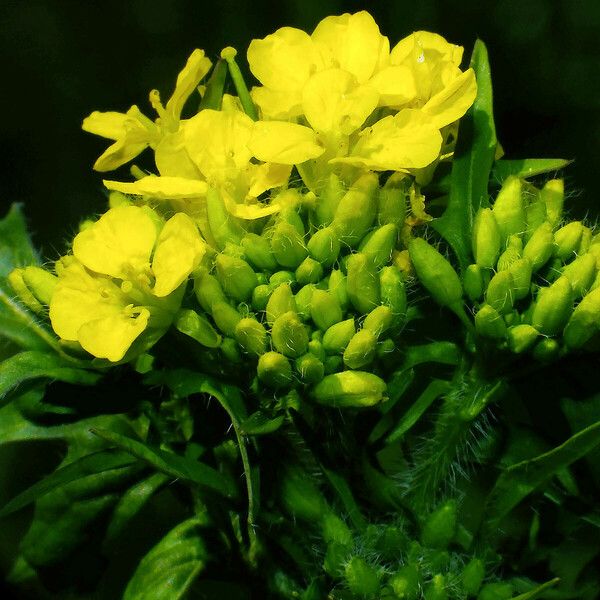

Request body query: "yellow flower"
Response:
[50, 205, 206, 361]
[82, 49, 212, 171]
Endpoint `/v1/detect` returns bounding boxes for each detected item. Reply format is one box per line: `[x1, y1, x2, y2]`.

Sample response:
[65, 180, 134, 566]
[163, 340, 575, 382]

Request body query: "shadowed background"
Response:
[1, 0, 599, 257]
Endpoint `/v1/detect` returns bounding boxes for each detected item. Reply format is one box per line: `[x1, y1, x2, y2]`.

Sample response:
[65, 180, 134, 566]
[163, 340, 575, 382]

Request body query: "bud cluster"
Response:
[185, 174, 411, 406]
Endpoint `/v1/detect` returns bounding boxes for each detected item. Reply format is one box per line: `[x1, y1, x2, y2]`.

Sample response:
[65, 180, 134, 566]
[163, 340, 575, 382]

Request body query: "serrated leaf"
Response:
[432, 39, 497, 270]
[123, 518, 207, 600]
[0, 204, 39, 277]
[0, 351, 100, 406]
[492, 158, 571, 183]
[92, 428, 236, 498]
[240, 411, 284, 435]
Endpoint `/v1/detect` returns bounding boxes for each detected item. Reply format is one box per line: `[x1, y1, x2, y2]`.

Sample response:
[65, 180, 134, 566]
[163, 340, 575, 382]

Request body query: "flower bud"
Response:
[257, 351, 293, 389]
[421, 500, 457, 550]
[508, 258, 533, 301]
[271, 311, 309, 358]
[492, 176, 526, 240]
[532, 276, 574, 336]
[313, 172, 344, 227]
[344, 557, 380, 598]
[175, 309, 221, 348]
[507, 324, 539, 353]
[206, 187, 244, 250]
[378, 174, 408, 227]
[295, 257, 323, 286]
[278, 203, 305, 236]
[579, 226, 592, 255]
[332, 172, 378, 247]
[220, 338, 242, 363]
[343, 329, 377, 369]
[328, 269, 349, 312]
[524, 187, 547, 239]
[463, 264, 485, 302]
[409, 238, 462, 309]
[295, 353, 325, 384]
[21, 266, 57, 305]
[241, 233, 278, 271]
[266, 283, 296, 326]
[424, 574, 448, 600]
[270, 221, 307, 268]
[7, 269, 43, 313]
[280, 468, 326, 522]
[532, 337, 560, 362]
[295, 284, 315, 321]
[389, 564, 420, 600]
[363, 305, 394, 338]
[269, 270, 296, 289]
[475, 304, 507, 339]
[563, 287, 600, 349]
[554, 221, 584, 262]
[311, 371, 387, 407]
[346, 253, 380, 315]
[307, 226, 340, 267]
[235, 317, 268, 356]
[496, 235, 522, 271]
[472, 208, 501, 268]
[194, 270, 227, 313]
[359, 223, 398, 269]
[323, 355, 343, 374]
[215, 254, 258, 303]
[523, 222, 554, 271]
[322, 319, 356, 354]
[377, 338, 395, 359]
[308, 338, 326, 362]
[485, 270, 514, 314]
[310, 289, 343, 331]
[540, 179, 564, 227]
[251, 284, 271, 311]
[461, 558, 485, 596]
[211, 301, 242, 336]
[379, 266, 407, 328]
[561, 253, 596, 298]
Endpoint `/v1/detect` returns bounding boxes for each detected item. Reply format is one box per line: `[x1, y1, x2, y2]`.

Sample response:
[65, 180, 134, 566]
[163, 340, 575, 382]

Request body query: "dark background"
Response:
[1, 0, 599, 258]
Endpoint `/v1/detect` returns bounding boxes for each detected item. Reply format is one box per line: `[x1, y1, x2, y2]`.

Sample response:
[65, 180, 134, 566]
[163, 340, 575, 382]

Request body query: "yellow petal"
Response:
[422, 68, 477, 128]
[82, 110, 130, 140]
[312, 11, 387, 84]
[93, 136, 149, 172]
[251, 86, 303, 120]
[369, 65, 417, 107]
[152, 213, 206, 297]
[248, 121, 324, 165]
[103, 176, 208, 199]
[78, 307, 150, 362]
[247, 162, 292, 198]
[247, 27, 322, 91]
[302, 68, 378, 135]
[333, 109, 442, 171]
[165, 49, 212, 123]
[73, 205, 158, 279]
[391, 31, 463, 67]
[154, 129, 203, 178]
[222, 192, 282, 220]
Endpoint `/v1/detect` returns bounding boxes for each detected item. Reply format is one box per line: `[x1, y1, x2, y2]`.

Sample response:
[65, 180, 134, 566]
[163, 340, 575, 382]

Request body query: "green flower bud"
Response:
[540, 179, 564, 228]
[266, 283, 296, 326]
[257, 351, 293, 389]
[478, 582, 514, 600]
[389, 564, 420, 600]
[295, 257, 324, 286]
[235, 317, 268, 356]
[328, 269, 349, 312]
[21, 266, 57, 305]
[295, 284, 315, 321]
[463, 264, 485, 302]
[332, 172, 378, 247]
[175, 309, 221, 348]
[424, 574, 447, 600]
[307, 226, 341, 267]
[496, 236, 522, 271]
[215, 254, 258, 303]
[359, 223, 398, 269]
[280, 468, 326, 521]
[222, 242, 245, 259]
[211, 301, 242, 337]
[508, 258, 533, 300]
[311, 371, 387, 407]
[271, 311, 309, 358]
[308, 338, 326, 362]
[323, 542, 351, 578]
[409, 238, 462, 309]
[378, 174, 408, 227]
[377, 338, 395, 358]
[473, 208, 501, 268]
[507, 324, 539, 353]
[523, 222, 554, 271]
[7, 269, 44, 313]
[475, 304, 507, 339]
[271, 221, 307, 268]
[323, 355, 343, 374]
[322, 512, 353, 546]
[492, 176, 526, 240]
[561, 253, 596, 298]
[461, 558, 485, 596]
[578, 225, 592, 255]
[532, 276, 573, 335]
[269, 270, 296, 289]
[421, 500, 457, 550]
[206, 187, 244, 250]
[241, 233, 278, 271]
[485, 270, 514, 314]
[344, 329, 378, 369]
[220, 338, 242, 363]
[346, 253, 380, 315]
[194, 270, 227, 312]
[554, 221, 584, 261]
[310, 289, 343, 331]
[379, 266, 408, 328]
[322, 318, 356, 354]
[563, 287, 600, 349]
[278, 203, 305, 236]
[524, 188, 547, 240]
[251, 284, 271, 311]
[313, 172, 344, 227]
[532, 337, 560, 362]
[363, 305, 394, 338]
[344, 557, 380, 598]
[295, 353, 325, 384]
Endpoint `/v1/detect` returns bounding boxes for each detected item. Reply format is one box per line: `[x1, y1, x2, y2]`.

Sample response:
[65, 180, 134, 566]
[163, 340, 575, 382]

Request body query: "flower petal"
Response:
[82, 110, 130, 140]
[251, 86, 303, 120]
[154, 129, 204, 179]
[103, 176, 208, 199]
[369, 65, 417, 107]
[422, 68, 477, 128]
[247, 162, 292, 198]
[248, 121, 324, 165]
[391, 31, 463, 67]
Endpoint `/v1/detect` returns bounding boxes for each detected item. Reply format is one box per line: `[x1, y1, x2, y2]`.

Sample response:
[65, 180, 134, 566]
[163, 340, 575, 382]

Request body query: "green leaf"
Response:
[123, 518, 207, 600]
[0, 450, 137, 518]
[432, 39, 497, 269]
[0, 351, 101, 406]
[510, 578, 560, 599]
[92, 428, 236, 498]
[492, 158, 571, 183]
[0, 203, 39, 277]
[485, 421, 600, 530]
[240, 411, 285, 435]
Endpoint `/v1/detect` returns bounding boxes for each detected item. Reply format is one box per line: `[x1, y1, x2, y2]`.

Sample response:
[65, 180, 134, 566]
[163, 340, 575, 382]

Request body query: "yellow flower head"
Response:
[50, 205, 206, 361]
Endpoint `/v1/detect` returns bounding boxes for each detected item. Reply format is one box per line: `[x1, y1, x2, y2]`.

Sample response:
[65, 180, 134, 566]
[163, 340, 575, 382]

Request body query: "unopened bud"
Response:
[343, 329, 377, 369]
[532, 276, 573, 336]
[322, 319, 356, 354]
[389, 564, 420, 600]
[307, 226, 340, 267]
[241, 233, 278, 271]
[344, 557, 380, 598]
[424, 574, 448, 600]
[175, 309, 221, 348]
[269, 270, 296, 289]
[492, 176, 526, 240]
[485, 270, 514, 314]
[475, 304, 507, 339]
[363, 305, 394, 338]
[295, 353, 325, 384]
[310, 289, 343, 331]
[311, 371, 387, 407]
[563, 287, 600, 349]
[295, 257, 323, 286]
[359, 223, 398, 269]
[221, 337, 242, 363]
[507, 324, 539, 353]
[295, 284, 315, 321]
[523, 222, 554, 271]
[21, 266, 57, 305]
[379, 266, 407, 328]
[194, 270, 227, 312]
[206, 187, 244, 250]
[257, 351, 293, 389]
[378, 174, 408, 227]
[532, 337, 560, 362]
[421, 500, 457, 550]
[328, 269, 349, 312]
[508, 258, 533, 301]
[8, 269, 43, 313]
[461, 558, 485, 596]
[211, 301, 242, 336]
[266, 283, 296, 326]
[346, 252, 380, 314]
[270, 221, 307, 268]
[313, 173, 344, 227]
[251, 284, 271, 311]
[323, 354, 343, 374]
[215, 254, 258, 302]
[472, 208, 501, 268]
[235, 317, 268, 356]
[463, 264, 485, 302]
[271, 311, 309, 358]
[561, 253, 596, 298]
[540, 179, 564, 227]
[554, 221, 584, 262]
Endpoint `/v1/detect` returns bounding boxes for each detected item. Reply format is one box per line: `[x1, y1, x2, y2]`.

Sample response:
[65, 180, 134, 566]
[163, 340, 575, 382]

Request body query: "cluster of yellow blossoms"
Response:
[27, 11, 477, 362]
